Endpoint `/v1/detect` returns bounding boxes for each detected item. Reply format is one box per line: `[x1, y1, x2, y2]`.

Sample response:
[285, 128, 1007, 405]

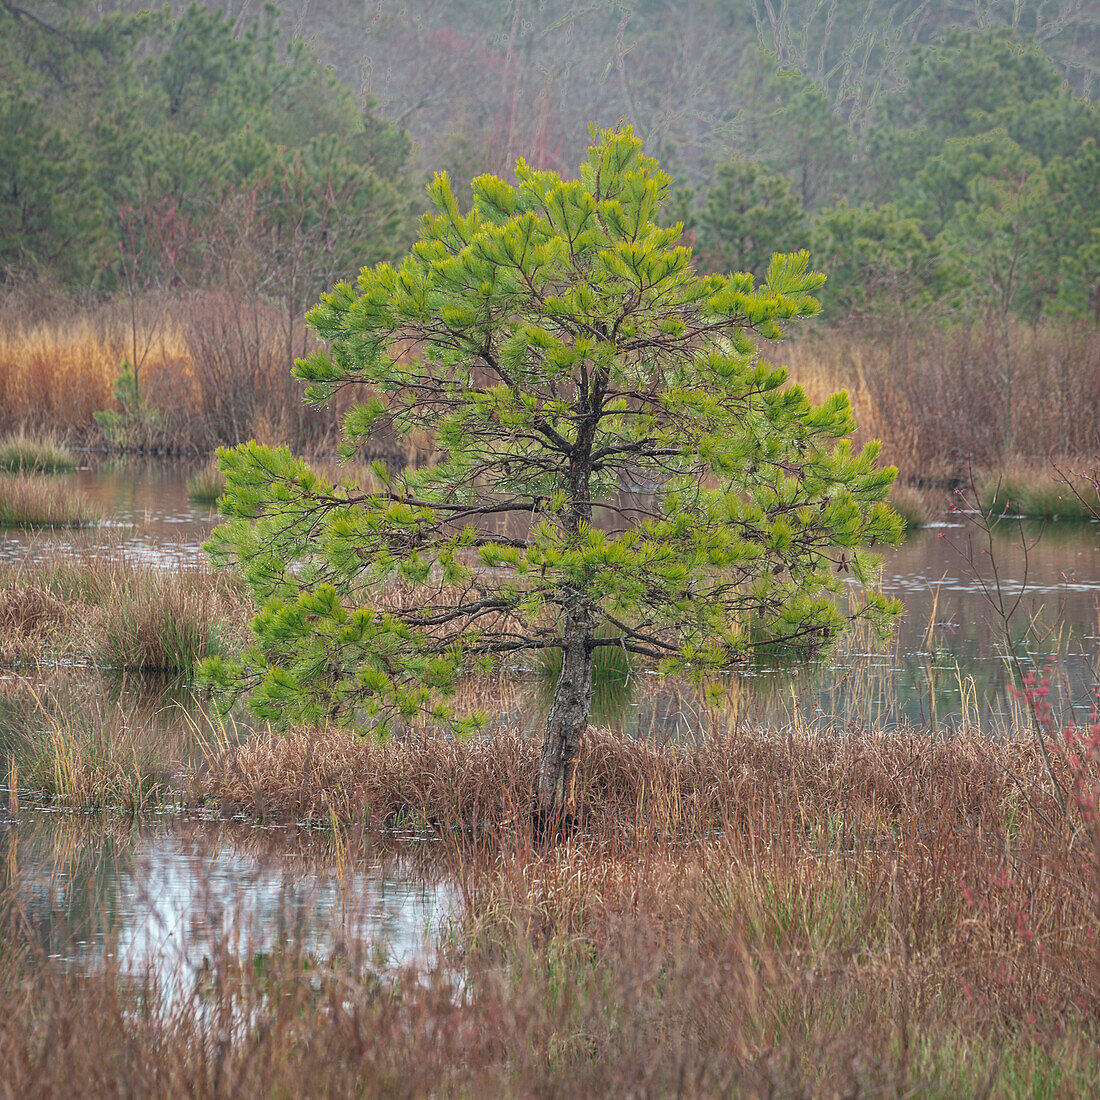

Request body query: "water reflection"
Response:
[0, 462, 1096, 986]
[1, 811, 450, 978]
[0, 454, 218, 565]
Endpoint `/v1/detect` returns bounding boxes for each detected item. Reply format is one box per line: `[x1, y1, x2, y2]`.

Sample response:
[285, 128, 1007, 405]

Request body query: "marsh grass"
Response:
[0, 315, 123, 440]
[185, 460, 225, 503]
[9, 691, 177, 810]
[95, 569, 228, 673]
[3, 290, 1098, 477]
[0, 297, 361, 453]
[0, 584, 67, 664]
[888, 483, 940, 531]
[0, 473, 101, 527]
[982, 466, 1100, 520]
[0, 548, 248, 671]
[0, 431, 76, 473]
[198, 720, 1058, 838]
[782, 321, 1100, 477]
[3, 720, 1099, 1096]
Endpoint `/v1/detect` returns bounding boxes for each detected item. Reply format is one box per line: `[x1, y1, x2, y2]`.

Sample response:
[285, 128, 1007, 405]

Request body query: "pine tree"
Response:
[697, 155, 807, 280]
[202, 128, 902, 827]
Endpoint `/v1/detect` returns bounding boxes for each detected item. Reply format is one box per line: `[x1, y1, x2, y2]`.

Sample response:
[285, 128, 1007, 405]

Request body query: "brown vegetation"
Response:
[2, 722, 1098, 1096]
[198, 722, 1064, 838]
[782, 319, 1100, 481]
[0, 296, 335, 453]
[3, 294, 1098, 481]
[0, 547, 248, 671]
[0, 474, 102, 528]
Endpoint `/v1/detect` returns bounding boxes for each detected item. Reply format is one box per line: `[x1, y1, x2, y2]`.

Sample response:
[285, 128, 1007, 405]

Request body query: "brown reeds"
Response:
[0, 548, 248, 670]
[0, 474, 102, 527]
[782, 319, 1100, 480]
[0, 316, 121, 442]
[199, 722, 1060, 840]
[0, 293, 417, 455]
[3, 288, 1097, 477]
[3, 719, 1098, 1096]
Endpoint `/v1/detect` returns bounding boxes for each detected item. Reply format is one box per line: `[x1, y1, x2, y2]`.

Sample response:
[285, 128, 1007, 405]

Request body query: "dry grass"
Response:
[887, 482, 941, 530]
[0, 548, 248, 671]
[198, 721, 1059, 840]
[781, 320, 1100, 480]
[0, 316, 122, 441]
[0, 431, 76, 472]
[980, 465, 1100, 520]
[2, 720, 1098, 1096]
[0, 474, 102, 527]
[191, 720, 1100, 1095]
[0, 585, 67, 664]
[0, 294, 414, 455]
[3, 289, 1097, 476]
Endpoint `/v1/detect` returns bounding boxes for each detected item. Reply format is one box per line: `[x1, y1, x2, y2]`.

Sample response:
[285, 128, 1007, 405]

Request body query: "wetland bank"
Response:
[3, 1, 1100, 1090]
[1, 455, 1098, 1096]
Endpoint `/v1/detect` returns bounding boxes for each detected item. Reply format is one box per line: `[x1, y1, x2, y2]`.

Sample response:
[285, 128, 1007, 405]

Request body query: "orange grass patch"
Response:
[0, 474, 102, 527]
[781, 321, 1100, 479]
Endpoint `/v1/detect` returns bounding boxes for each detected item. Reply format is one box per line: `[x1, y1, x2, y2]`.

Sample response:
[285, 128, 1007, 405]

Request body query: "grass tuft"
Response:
[0, 473, 101, 527]
[981, 467, 1100, 520]
[888, 483, 939, 531]
[0, 431, 76, 472]
[0, 585, 67, 664]
[185, 460, 226, 503]
[95, 570, 226, 673]
[10, 694, 174, 810]
[0, 549, 246, 671]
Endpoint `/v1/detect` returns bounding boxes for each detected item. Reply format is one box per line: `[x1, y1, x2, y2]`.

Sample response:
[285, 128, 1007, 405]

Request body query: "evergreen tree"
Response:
[696, 156, 807, 280]
[809, 200, 952, 320]
[941, 165, 1053, 457]
[0, 2, 414, 290]
[734, 61, 855, 210]
[1036, 139, 1100, 320]
[868, 26, 1098, 200]
[0, 87, 108, 281]
[203, 129, 902, 826]
[901, 129, 1041, 239]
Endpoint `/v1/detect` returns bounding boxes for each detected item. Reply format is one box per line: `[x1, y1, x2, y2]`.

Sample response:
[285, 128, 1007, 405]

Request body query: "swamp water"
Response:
[1, 810, 449, 979]
[2, 456, 1098, 975]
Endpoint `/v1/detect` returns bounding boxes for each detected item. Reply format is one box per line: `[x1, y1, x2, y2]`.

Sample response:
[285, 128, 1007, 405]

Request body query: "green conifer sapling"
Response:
[202, 128, 903, 825]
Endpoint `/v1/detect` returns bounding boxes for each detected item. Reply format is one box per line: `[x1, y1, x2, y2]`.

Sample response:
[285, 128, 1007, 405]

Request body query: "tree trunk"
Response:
[536, 606, 593, 830]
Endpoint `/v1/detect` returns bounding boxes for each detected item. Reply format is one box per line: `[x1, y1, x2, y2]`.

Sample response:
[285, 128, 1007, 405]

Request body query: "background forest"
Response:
[1, 0, 1098, 473]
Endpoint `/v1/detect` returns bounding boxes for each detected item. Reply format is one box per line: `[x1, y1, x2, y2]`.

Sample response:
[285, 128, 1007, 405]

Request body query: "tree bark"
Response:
[536, 605, 593, 830]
